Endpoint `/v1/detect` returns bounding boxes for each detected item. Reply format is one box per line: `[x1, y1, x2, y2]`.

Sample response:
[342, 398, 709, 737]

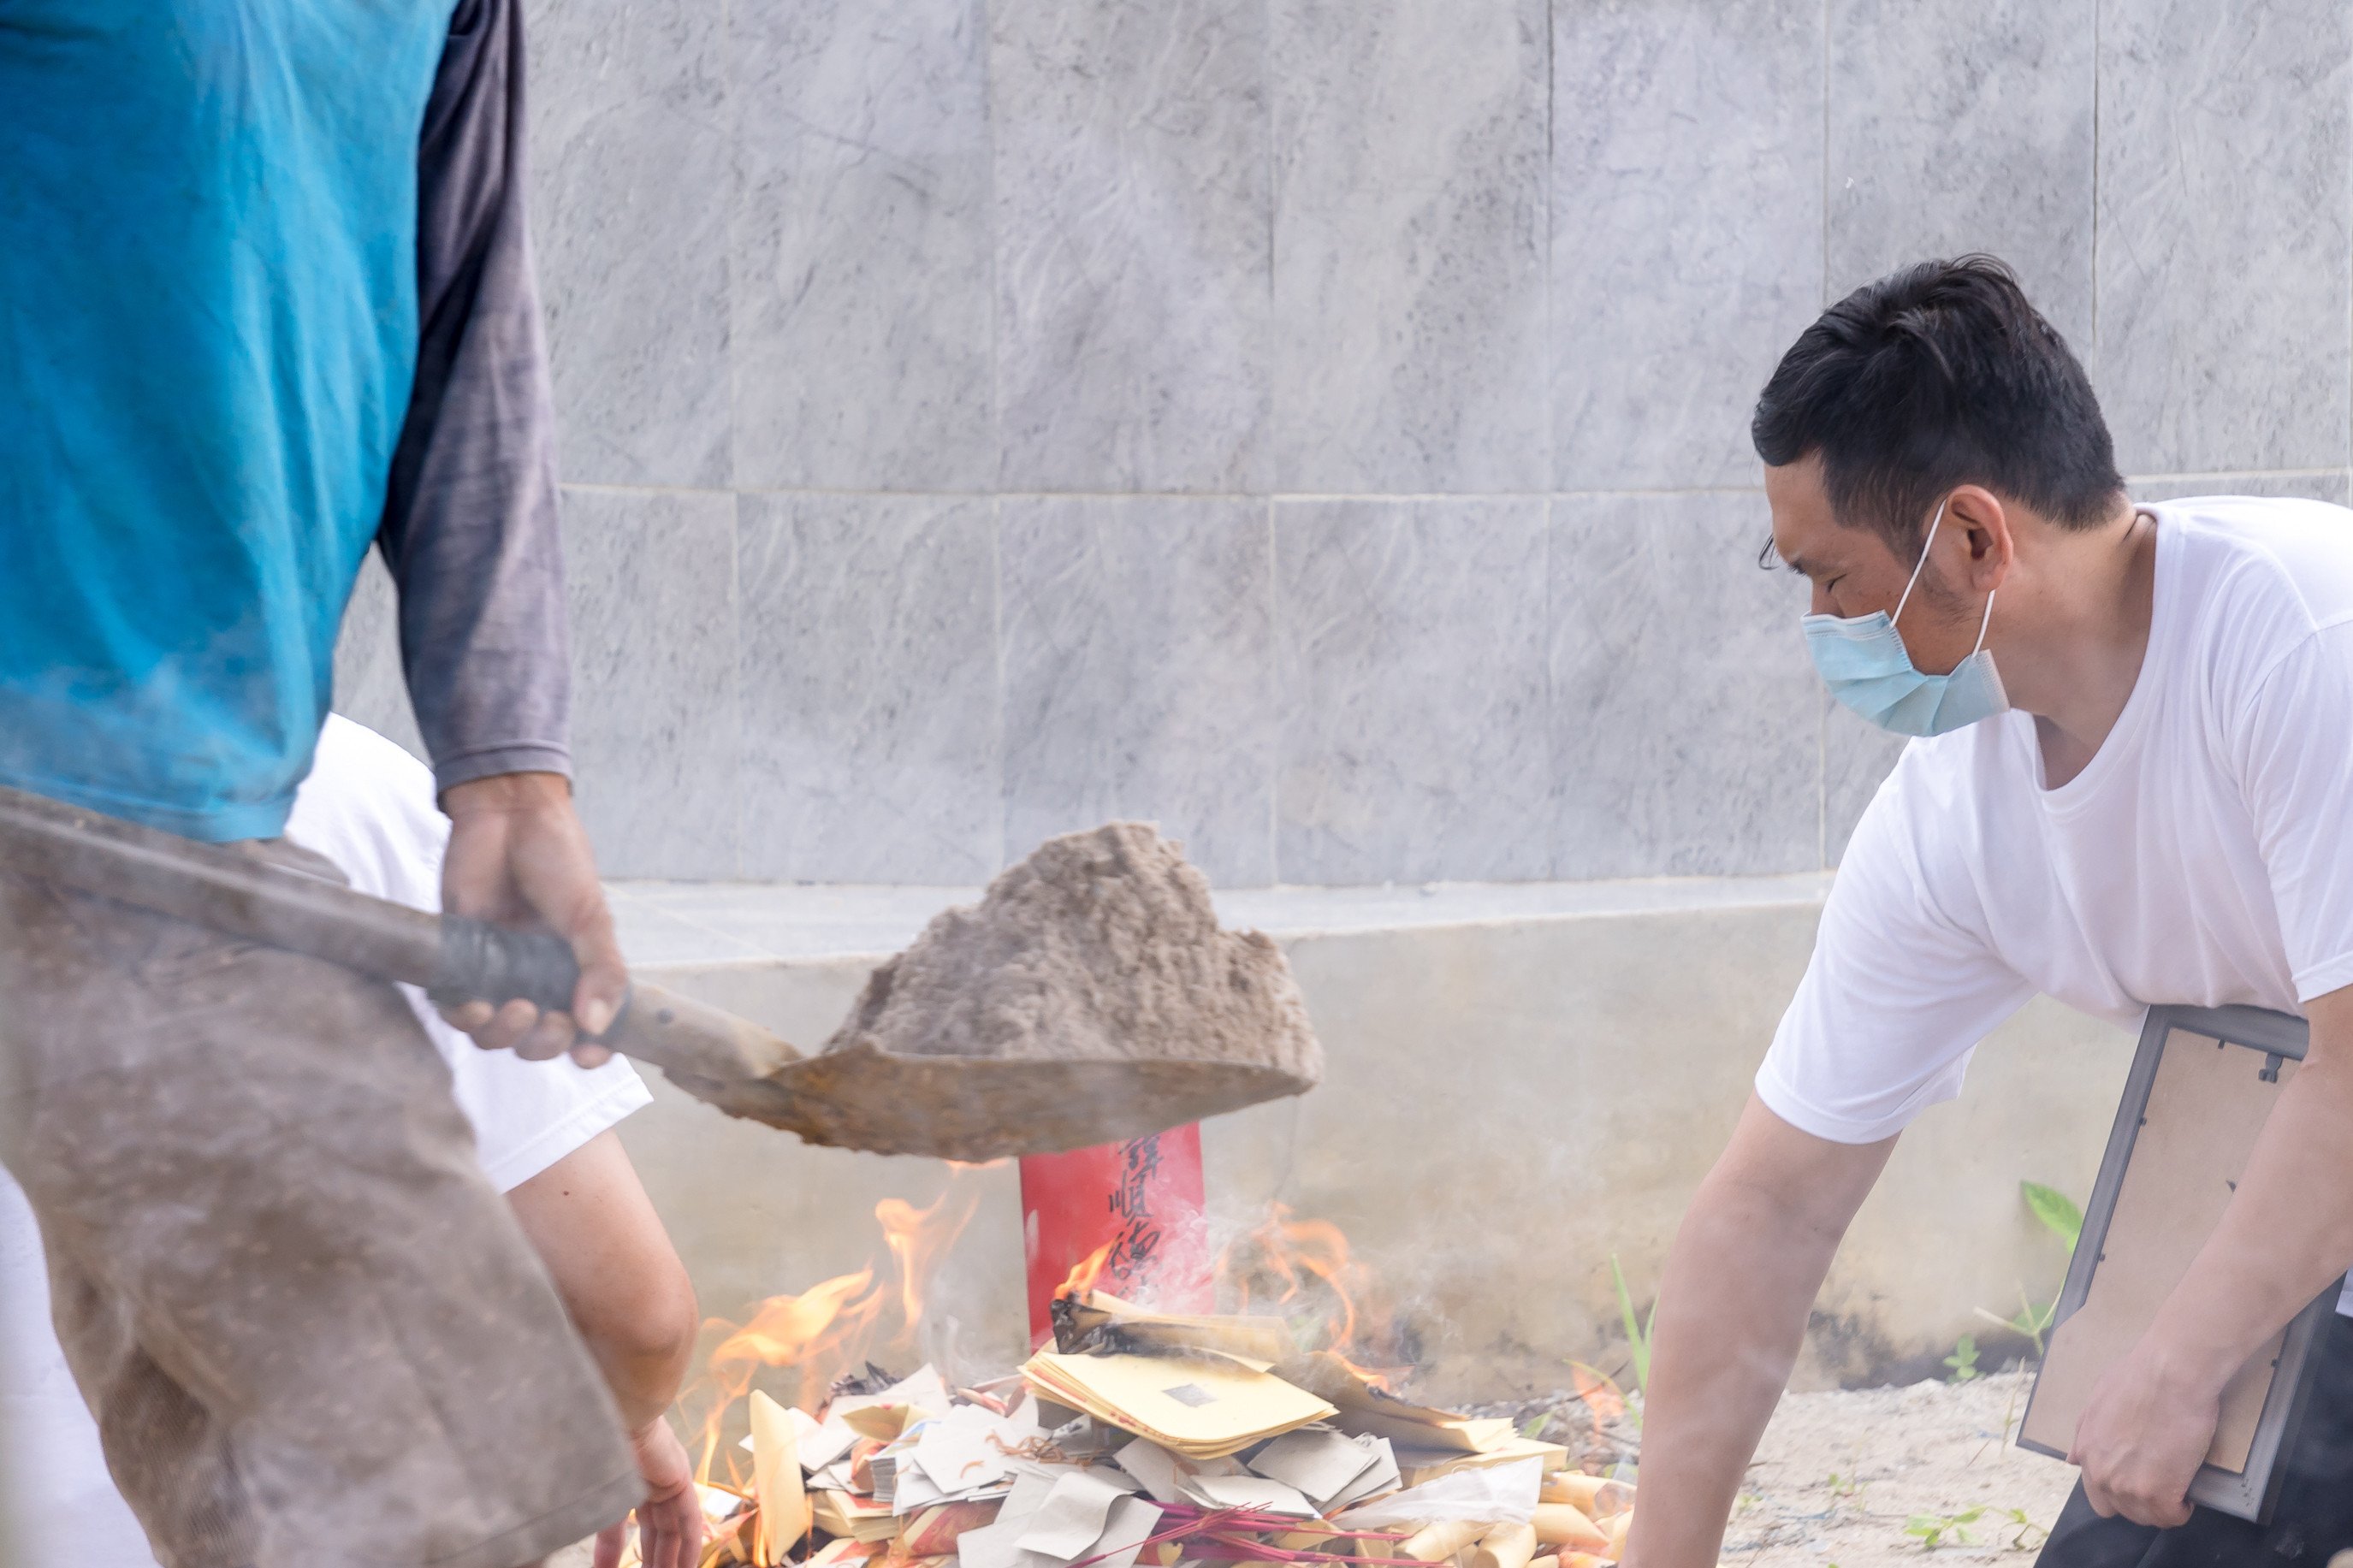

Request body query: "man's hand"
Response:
[594, 1417, 703, 1568]
[439, 771, 629, 1068]
[2069, 1337, 2218, 1526]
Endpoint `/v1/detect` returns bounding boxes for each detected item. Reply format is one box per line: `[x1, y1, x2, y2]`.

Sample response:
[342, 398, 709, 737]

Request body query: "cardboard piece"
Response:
[750, 1389, 812, 1565]
[1248, 1428, 1390, 1506]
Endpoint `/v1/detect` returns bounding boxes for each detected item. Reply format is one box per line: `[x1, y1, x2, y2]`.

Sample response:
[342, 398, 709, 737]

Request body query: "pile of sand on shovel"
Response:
[720, 823, 1324, 1160]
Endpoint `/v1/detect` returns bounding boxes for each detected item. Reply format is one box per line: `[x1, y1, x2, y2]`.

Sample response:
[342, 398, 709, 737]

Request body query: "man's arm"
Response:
[2071, 984, 2353, 1524]
[381, 0, 627, 1062]
[1625, 1096, 1896, 1568]
[507, 1130, 703, 1568]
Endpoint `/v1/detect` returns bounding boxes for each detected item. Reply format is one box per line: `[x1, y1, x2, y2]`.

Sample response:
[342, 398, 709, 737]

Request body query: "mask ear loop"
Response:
[1890, 496, 1950, 627]
[1969, 587, 1997, 656]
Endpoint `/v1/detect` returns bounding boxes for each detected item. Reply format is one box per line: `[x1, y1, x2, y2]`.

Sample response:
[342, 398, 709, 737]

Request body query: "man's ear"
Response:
[1945, 484, 2013, 592]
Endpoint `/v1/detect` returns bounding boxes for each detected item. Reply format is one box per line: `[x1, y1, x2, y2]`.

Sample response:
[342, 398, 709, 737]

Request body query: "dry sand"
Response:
[1729, 1371, 2074, 1568]
[832, 820, 1319, 1079]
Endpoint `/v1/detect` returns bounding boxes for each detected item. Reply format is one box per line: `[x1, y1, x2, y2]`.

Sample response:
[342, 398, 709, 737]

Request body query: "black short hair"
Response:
[1752, 256, 2124, 554]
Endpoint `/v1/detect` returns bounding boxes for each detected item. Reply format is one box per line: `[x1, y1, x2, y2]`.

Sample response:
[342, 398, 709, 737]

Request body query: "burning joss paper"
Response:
[656, 1201, 1640, 1568]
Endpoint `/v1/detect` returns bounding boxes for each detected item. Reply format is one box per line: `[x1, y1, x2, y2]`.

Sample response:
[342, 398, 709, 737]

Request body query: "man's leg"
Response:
[0, 849, 641, 1568]
[2035, 1314, 2353, 1568]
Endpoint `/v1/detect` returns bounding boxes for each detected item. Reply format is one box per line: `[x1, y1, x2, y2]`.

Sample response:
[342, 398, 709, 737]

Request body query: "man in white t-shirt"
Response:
[0, 717, 705, 1567]
[1629, 257, 2353, 1568]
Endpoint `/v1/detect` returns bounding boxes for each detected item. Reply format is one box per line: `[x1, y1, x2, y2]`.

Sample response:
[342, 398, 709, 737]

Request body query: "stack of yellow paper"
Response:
[1022, 1348, 1337, 1460]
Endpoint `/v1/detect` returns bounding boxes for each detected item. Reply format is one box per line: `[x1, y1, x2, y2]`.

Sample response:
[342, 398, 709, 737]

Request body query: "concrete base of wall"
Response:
[613, 877, 2131, 1401]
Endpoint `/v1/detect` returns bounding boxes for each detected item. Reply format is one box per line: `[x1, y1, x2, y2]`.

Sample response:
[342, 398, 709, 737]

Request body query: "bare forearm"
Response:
[1627, 1096, 1893, 1568]
[507, 1132, 701, 1431]
[1632, 1181, 1844, 1565]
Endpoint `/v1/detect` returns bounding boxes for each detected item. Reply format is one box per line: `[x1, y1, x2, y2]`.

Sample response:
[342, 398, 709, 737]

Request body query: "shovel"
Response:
[0, 786, 1322, 1161]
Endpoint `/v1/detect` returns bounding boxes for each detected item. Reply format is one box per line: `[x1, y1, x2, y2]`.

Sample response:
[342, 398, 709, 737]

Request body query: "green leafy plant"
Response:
[1610, 1254, 1658, 1397]
[1993, 1507, 2049, 1552]
[1519, 1411, 1551, 1441]
[2021, 1181, 2083, 1251]
[1943, 1334, 1981, 1382]
[1905, 1506, 1983, 1548]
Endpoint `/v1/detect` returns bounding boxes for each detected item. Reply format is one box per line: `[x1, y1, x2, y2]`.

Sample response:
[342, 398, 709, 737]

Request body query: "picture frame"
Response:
[2017, 1003, 2336, 1524]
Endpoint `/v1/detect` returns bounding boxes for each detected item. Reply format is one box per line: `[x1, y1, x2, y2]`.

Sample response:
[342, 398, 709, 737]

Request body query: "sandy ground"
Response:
[554, 1371, 2077, 1568]
[1730, 1372, 2075, 1568]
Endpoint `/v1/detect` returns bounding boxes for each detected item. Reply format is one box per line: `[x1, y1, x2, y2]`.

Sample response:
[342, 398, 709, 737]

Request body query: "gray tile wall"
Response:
[331, 0, 2353, 885]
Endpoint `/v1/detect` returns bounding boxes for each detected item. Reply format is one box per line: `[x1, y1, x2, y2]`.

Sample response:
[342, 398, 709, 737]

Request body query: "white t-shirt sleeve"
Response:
[286, 716, 652, 1192]
[1756, 761, 2036, 1144]
[2237, 620, 2353, 1003]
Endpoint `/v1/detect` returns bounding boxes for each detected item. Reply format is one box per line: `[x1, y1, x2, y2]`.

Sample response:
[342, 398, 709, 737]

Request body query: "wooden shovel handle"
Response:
[605, 979, 802, 1083]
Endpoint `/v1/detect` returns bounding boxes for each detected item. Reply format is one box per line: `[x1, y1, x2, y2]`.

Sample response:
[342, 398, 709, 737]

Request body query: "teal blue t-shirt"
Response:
[0, 2, 452, 840]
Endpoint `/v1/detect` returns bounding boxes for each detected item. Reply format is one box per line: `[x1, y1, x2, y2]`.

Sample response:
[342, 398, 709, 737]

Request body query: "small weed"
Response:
[1520, 1411, 1551, 1441]
[1825, 1470, 1862, 1500]
[1993, 1507, 2050, 1551]
[1609, 1254, 1658, 1397]
[1944, 1334, 1981, 1382]
[2021, 1181, 2083, 1251]
[1905, 1507, 1983, 1548]
[1903, 1505, 2047, 1553]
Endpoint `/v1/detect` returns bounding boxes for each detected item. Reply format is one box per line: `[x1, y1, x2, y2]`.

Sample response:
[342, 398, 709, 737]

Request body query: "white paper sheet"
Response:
[1085, 1494, 1167, 1568]
[1331, 1457, 1542, 1528]
[1112, 1439, 1244, 1506]
[1176, 1474, 1318, 1518]
[1322, 1438, 1400, 1511]
[1247, 1428, 1382, 1506]
[1017, 1470, 1136, 1560]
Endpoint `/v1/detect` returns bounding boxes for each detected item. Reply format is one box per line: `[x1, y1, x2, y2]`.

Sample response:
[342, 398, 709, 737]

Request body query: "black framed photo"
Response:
[2018, 1003, 2336, 1524]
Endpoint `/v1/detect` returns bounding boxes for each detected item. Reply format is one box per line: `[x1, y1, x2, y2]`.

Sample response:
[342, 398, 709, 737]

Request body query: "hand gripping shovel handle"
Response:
[0, 784, 799, 1088]
[427, 918, 792, 1082]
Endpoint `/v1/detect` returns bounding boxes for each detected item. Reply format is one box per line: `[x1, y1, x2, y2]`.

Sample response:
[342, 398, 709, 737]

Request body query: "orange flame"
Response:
[1568, 1360, 1627, 1447]
[1215, 1203, 1395, 1378]
[1057, 1240, 1115, 1304]
[685, 1169, 985, 1488]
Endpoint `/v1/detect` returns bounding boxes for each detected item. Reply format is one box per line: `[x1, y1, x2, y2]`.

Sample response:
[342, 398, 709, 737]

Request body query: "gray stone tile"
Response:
[1550, 494, 1820, 879]
[1826, 0, 2095, 351]
[528, 0, 732, 488]
[738, 494, 1000, 882]
[993, 0, 1270, 492]
[1000, 498, 1276, 887]
[2128, 471, 2353, 507]
[1274, 500, 1550, 883]
[1824, 700, 1907, 865]
[730, 0, 995, 490]
[329, 550, 428, 763]
[562, 488, 743, 879]
[2095, 0, 2353, 474]
[1275, 0, 1548, 494]
[1552, 0, 1823, 491]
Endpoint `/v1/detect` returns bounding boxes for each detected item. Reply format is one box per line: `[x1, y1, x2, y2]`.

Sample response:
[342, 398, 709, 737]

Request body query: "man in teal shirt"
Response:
[0, 4, 697, 1564]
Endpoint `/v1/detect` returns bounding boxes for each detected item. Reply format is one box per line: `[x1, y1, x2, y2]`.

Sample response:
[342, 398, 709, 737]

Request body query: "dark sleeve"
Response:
[376, 0, 572, 794]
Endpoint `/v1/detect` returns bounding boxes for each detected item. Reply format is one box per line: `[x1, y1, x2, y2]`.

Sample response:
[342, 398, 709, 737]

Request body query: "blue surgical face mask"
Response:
[1800, 499, 2009, 737]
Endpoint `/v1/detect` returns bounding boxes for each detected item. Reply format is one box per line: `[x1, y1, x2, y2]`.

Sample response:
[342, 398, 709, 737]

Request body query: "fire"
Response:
[685, 1168, 985, 1488]
[1214, 1203, 1398, 1381]
[1056, 1240, 1114, 1303]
